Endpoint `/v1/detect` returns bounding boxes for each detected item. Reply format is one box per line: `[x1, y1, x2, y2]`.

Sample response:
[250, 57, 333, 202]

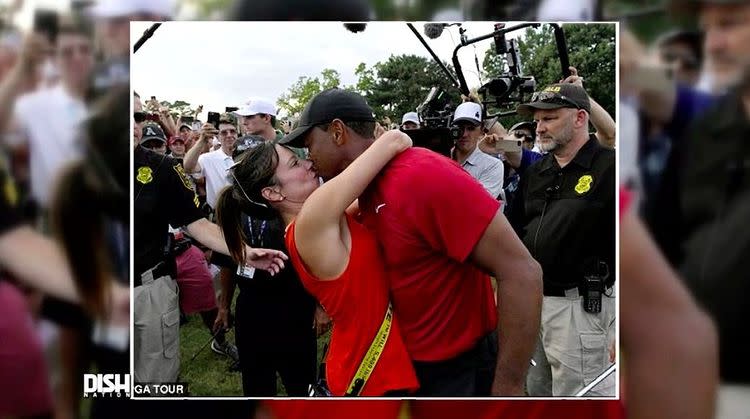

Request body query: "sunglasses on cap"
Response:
[530, 91, 581, 109]
[134, 112, 160, 123]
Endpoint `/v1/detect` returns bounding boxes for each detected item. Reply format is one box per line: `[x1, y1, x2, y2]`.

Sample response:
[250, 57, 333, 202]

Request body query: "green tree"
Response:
[277, 69, 341, 116]
[482, 23, 616, 124]
[364, 54, 460, 121]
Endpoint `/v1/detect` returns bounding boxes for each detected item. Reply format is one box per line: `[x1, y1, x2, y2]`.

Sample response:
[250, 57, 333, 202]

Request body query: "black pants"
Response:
[412, 332, 498, 397]
[235, 289, 317, 396]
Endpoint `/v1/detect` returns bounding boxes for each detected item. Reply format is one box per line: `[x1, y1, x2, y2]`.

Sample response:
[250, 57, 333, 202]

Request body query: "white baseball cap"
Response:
[234, 97, 277, 117]
[401, 112, 420, 125]
[453, 102, 482, 125]
[89, 0, 174, 19]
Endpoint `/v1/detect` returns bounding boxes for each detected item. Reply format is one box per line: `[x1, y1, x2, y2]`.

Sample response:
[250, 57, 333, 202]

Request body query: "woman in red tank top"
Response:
[215, 130, 418, 396]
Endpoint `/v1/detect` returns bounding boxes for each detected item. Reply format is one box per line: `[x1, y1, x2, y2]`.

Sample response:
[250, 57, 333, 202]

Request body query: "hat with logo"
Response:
[401, 111, 420, 125]
[452, 102, 483, 125]
[140, 123, 166, 145]
[516, 84, 591, 117]
[279, 88, 376, 148]
[234, 97, 277, 117]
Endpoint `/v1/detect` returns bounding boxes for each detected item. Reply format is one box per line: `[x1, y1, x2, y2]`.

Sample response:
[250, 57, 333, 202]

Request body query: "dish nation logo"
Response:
[83, 374, 131, 398]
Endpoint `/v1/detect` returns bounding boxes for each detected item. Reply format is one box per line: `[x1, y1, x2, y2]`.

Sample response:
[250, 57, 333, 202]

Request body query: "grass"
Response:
[178, 292, 330, 397]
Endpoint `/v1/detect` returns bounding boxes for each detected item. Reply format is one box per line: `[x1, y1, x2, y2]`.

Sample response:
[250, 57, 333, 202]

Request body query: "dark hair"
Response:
[215, 141, 282, 264]
[51, 86, 129, 318]
[320, 120, 376, 140]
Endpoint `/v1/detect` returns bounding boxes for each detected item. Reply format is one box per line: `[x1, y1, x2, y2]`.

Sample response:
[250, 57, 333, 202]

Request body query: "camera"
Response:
[478, 38, 536, 109]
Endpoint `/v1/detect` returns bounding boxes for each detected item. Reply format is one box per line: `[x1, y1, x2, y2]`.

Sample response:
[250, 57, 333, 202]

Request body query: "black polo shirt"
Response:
[134, 146, 203, 286]
[509, 135, 615, 292]
[673, 90, 750, 383]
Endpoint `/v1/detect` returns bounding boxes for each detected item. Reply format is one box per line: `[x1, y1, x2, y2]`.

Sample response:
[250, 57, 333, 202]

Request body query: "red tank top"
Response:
[285, 214, 419, 396]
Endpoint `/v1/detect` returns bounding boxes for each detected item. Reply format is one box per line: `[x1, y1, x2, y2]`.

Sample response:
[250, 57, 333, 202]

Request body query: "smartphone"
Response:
[33, 9, 59, 45]
[207, 111, 221, 130]
[225, 106, 239, 113]
[497, 138, 522, 153]
[181, 116, 194, 123]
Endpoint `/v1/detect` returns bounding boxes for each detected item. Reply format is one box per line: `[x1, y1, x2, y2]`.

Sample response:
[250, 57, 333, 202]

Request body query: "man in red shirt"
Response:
[280, 88, 542, 396]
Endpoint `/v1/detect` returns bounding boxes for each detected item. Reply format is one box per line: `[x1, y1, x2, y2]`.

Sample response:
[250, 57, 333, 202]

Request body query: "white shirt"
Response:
[454, 146, 505, 202]
[197, 148, 233, 208]
[11, 84, 87, 207]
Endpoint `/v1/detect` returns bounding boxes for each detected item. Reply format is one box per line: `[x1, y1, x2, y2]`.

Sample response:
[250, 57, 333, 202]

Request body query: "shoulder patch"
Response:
[173, 163, 195, 192]
[575, 174, 593, 194]
[137, 166, 153, 184]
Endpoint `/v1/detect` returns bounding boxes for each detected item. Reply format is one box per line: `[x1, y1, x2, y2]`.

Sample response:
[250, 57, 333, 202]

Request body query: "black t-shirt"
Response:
[673, 91, 750, 383]
[509, 135, 615, 291]
[236, 214, 316, 336]
[134, 146, 203, 285]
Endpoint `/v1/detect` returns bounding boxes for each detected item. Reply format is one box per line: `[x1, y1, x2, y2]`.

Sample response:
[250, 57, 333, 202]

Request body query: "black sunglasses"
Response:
[511, 131, 533, 142]
[531, 91, 581, 109]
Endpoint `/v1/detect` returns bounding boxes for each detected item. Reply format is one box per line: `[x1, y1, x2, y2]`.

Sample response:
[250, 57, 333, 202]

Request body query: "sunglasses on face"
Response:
[531, 91, 581, 109]
[511, 131, 533, 141]
[142, 141, 165, 150]
[59, 44, 92, 58]
[453, 123, 480, 136]
[661, 52, 700, 70]
[220, 128, 237, 136]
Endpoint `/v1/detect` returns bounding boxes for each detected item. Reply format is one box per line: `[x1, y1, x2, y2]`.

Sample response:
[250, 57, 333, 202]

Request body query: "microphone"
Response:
[344, 23, 367, 33]
[493, 23, 507, 54]
[424, 23, 449, 39]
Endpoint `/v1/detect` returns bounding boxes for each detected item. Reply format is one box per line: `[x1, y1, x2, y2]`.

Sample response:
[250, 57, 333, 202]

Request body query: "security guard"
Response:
[509, 84, 615, 397]
[133, 120, 286, 384]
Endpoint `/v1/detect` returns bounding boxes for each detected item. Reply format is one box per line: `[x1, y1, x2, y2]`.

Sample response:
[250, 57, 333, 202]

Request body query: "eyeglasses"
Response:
[511, 131, 533, 141]
[59, 44, 92, 58]
[453, 123, 480, 136]
[531, 91, 581, 109]
[661, 52, 700, 70]
[220, 128, 237, 136]
[142, 141, 166, 150]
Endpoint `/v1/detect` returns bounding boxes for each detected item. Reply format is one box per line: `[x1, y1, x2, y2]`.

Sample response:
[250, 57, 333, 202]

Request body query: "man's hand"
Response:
[560, 66, 584, 87]
[478, 133, 502, 155]
[108, 283, 130, 328]
[214, 307, 231, 333]
[492, 381, 525, 397]
[243, 246, 288, 275]
[373, 122, 386, 139]
[198, 122, 218, 142]
[313, 304, 332, 337]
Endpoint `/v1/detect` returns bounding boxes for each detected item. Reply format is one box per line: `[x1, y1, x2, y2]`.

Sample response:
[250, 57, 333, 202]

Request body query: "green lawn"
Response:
[178, 293, 329, 397]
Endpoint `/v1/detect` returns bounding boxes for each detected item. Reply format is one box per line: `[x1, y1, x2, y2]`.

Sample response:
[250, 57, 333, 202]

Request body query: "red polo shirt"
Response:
[358, 147, 500, 361]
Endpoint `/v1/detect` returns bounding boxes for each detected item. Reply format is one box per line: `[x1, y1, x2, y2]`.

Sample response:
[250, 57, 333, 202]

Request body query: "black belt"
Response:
[543, 282, 614, 297]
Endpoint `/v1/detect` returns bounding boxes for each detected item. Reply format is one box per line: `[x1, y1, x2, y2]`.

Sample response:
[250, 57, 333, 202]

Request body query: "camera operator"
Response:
[450, 102, 505, 202]
[401, 112, 420, 130]
[508, 83, 615, 397]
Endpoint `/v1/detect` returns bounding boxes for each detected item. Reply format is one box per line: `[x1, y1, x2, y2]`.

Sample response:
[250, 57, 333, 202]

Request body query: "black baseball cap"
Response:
[279, 88, 376, 148]
[668, 0, 747, 15]
[140, 123, 167, 145]
[516, 84, 591, 117]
